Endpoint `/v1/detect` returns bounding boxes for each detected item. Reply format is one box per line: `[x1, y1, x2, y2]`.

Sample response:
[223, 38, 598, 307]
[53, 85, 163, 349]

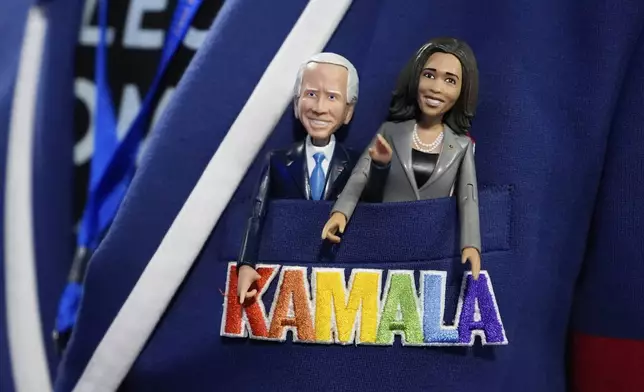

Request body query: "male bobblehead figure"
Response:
[236, 53, 360, 302]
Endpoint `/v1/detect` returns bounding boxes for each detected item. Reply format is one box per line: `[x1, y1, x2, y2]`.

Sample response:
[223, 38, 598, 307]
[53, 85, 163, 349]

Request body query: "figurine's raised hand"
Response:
[369, 134, 393, 165]
[321, 212, 347, 244]
[237, 265, 261, 303]
[462, 247, 481, 280]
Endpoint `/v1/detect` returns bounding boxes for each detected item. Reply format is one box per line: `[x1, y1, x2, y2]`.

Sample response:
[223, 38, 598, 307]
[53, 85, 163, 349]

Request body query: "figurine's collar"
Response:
[305, 134, 336, 149]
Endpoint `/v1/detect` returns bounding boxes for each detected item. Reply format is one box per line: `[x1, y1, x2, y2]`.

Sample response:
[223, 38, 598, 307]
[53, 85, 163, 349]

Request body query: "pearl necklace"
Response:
[413, 124, 443, 153]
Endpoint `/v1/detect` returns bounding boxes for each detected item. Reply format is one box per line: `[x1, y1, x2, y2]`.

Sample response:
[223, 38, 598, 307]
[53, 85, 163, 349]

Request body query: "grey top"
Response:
[331, 119, 481, 252]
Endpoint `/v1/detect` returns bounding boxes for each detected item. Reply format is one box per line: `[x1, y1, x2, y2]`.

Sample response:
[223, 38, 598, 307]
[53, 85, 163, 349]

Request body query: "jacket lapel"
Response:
[285, 141, 310, 199]
[391, 120, 420, 198]
[420, 124, 463, 191]
[323, 144, 349, 200]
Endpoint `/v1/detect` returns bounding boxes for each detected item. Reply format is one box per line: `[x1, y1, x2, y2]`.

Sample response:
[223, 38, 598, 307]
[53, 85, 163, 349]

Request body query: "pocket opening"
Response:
[221, 185, 512, 264]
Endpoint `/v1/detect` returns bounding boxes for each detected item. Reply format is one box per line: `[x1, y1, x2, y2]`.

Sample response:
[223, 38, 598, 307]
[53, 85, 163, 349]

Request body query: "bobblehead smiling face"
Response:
[417, 52, 463, 120]
[297, 62, 354, 143]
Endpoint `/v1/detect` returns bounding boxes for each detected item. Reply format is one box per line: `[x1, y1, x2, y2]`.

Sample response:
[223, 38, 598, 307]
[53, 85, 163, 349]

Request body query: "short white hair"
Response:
[293, 52, 359, 107]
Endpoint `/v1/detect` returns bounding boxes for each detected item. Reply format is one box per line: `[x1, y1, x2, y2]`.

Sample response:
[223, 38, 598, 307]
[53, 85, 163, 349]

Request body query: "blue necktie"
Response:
[310, 152, 326, 200]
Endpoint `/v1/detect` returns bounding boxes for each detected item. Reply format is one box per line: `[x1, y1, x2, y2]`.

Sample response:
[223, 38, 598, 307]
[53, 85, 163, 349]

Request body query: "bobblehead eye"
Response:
[329, 94, 336, 100]
[307, 91, 316, 97]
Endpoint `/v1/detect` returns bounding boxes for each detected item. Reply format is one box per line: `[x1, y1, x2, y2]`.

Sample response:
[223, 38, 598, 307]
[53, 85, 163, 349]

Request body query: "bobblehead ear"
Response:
[343, 103, 355, 124]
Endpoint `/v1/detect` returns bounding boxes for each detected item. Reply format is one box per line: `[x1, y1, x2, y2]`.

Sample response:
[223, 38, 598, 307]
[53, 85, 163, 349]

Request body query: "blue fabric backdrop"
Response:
[1, 0, 643, 391]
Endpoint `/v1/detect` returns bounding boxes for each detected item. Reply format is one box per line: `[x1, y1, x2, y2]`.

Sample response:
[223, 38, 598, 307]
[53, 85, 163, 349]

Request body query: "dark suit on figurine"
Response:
[235, 52, 361, 302]
[238, 136, 358, 268]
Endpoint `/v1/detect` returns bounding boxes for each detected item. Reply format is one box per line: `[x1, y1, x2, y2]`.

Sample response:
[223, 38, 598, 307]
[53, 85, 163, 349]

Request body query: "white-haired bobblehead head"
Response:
[293, 53, 359, 143]
[293, 52, 360, 109]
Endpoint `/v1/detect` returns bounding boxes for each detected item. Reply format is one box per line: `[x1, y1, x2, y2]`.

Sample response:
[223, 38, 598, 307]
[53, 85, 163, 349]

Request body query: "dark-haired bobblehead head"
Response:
[388, 37, 479, 135]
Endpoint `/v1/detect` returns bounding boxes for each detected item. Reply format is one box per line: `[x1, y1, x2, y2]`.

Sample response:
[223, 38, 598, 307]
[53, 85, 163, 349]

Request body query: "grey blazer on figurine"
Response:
[332, 119, 481, 252]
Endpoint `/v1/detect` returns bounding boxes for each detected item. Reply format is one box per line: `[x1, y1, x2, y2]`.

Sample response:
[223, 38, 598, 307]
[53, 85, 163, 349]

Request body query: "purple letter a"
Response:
[457, 273, 507, 345]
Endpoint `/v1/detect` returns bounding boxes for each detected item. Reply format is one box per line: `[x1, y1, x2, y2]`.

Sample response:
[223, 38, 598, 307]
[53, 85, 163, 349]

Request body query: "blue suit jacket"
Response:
[1, 0, 643, 391]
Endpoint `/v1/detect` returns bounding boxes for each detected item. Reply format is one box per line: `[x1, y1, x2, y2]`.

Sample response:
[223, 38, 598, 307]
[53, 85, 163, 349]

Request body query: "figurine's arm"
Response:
[458, 139, 481, 279]
[457, 139, 481, 252]
[362, 154, 391, 202]
[238, 154, 272, 269]
[332, 124, 387, 221]
[323, 127, 392, 243]
[236, 154, 272, 302]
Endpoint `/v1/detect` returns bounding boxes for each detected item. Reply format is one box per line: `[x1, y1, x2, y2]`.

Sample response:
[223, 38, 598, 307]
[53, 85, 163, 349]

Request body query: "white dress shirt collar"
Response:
[305, 134, 336, 178]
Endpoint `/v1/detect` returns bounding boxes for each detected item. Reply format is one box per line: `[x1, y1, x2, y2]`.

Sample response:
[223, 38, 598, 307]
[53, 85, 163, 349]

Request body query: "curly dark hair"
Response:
[387, 37, 479, 135]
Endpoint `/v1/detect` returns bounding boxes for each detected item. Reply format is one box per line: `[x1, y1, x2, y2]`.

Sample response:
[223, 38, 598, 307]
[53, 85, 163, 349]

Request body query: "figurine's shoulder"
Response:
[267, 140, 305, 164]
[454, 133, 473, 149]
[378, 120, 405, 136]
[336, 142, 361, 163]
[445, 126, 474, 150]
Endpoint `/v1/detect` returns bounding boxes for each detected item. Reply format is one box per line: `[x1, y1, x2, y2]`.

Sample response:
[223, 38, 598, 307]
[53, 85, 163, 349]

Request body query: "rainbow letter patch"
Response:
[220, 263, 508, 347]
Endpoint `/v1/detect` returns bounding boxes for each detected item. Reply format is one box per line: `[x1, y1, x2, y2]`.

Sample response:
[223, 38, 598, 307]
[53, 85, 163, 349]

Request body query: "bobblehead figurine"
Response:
[322, 37, 482, 279]
[237, 53, 360, 302]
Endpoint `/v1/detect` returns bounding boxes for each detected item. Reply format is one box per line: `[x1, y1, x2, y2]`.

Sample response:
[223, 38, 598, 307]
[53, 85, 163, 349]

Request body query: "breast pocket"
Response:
[221, 185, 513, 264]
[218, 185, 514, 354]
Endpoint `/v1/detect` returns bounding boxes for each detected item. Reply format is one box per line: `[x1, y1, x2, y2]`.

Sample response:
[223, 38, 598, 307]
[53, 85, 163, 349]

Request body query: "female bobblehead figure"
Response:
[321, 37, 482, 279]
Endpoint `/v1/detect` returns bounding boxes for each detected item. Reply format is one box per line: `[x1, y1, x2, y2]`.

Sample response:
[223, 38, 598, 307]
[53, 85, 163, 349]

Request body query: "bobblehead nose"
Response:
[429, 81, 442, 94]
[313, 98, 330, 114]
